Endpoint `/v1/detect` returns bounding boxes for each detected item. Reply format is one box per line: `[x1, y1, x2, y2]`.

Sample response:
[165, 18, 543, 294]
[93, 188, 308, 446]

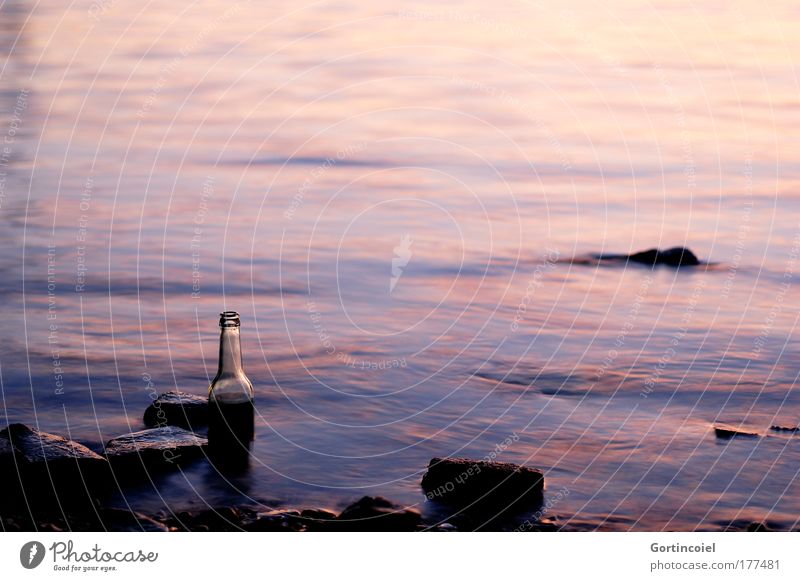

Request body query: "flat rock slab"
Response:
[0, 423, 106, 465]
[0, 424, 109, 506]
[105, 426, 207, 469]
[714, 426, 759, 440]
[144, 391, 208, 429]
[421, 457, 544, 513]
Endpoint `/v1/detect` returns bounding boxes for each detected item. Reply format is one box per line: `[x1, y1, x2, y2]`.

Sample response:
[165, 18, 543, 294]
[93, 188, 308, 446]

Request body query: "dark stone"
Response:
[0, 436, 14, 470]
[714, 426, 759, 439]
[656, 247, 700, 266]
[242, 509, 304, 532]
[770, 425, 799, 433]
[104, 426, 207, 471]
[626, 248, 661, 265]
[747, 521, 771, 532]
[0, 423, 106, 466]
[598, 247, 701, 267]
[421, 457, 544, 516]
[166, 507, 249, 532]
[144, 391, 208, 429]
[0, 424, 110, 514]
[332, 496, 422, 531]
[0, 435, 13, 456]
[299, 508, 337, 521]
[73, 508, 169, 532]
[0, 424, 109, 507]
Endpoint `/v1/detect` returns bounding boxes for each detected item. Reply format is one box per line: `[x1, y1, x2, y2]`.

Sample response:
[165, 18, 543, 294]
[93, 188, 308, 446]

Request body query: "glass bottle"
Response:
[208, 311, 254, 454]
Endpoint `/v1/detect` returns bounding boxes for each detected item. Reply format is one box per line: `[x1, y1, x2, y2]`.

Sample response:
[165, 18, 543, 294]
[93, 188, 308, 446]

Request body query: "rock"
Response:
[143, 391, 208, 429]
[0, 424, 107, 478]
[770, 425, 799, 433]
[598, 247, 700, 267]
[299, 508, 337, 521]
[104, 426, 207, 470]
[714, 426, 759, 439]
[166, 507, 249, 532]
[0, 424, 109, 510]
[74, 508, 169, 532]
[421, 457, 544, 514]
[0, 435, 14, 468]
[0, 423, 106, 466]
[242, 509, 304, 532]
[747, 521, 771, 532]
[332, 496, 421, 531]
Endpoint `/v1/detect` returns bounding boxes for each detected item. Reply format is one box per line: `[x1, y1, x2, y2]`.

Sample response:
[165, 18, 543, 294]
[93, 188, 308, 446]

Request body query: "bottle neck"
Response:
[217, 326, 244, 376]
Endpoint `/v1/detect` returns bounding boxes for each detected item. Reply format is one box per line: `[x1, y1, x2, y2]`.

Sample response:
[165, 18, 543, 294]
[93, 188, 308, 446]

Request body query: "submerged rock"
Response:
[747, 521, 772, 532]
[242, 509, 305, 532]
[332, 496, 421, 531]
[74, 508, 169, 532]
[105, 425, 207, 469]
[421, 457, 544, 515]
[769, 425, 799, 433]
[166, 506, 250, 532]
[143, 391, 208, 429]
[597, 247, 700, 267]
[714, 426, 759, 440]
[300, 508, 337, 521]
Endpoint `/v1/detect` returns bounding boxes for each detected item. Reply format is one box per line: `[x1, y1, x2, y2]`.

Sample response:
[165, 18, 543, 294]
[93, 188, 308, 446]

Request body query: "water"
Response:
[1, 0, 799, 530]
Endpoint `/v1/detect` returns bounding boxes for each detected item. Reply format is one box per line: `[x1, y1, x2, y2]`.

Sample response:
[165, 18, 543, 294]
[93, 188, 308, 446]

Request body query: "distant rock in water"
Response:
[143, 391, 208, 429]
[421, 457, 544, 520]
[714, 426, 759, 439]
[596, 247, 701, 267]
[747, 521, 772, 532]
[105, 425, 207, 470]
[770, 425, 799, 433]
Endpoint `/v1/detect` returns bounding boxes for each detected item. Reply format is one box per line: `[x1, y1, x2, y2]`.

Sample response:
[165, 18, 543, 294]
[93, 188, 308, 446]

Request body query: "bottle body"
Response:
[208, 311, 254, 405]
[208, 311, 254, 461]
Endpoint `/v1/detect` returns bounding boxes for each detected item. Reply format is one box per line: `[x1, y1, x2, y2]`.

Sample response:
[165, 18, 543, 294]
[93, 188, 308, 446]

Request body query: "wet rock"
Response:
[0, 424, 108, 496]
[598, 247, 700, 267]
[242, 509, 304, 532]
[421, 457, 544, 514]
[299, 508, 337, 521]
[714, 426, 759, 440]
[74, 508, 169, 532]
[0, 435, 14, 469]
[331, 496, 422, 531]
[105, 426, 207, 470]
[747, 521, 771, 532]
[0, 423, 106, 466]
[144, 391, 208, 429]
[0, 424, 109, 511]
[166, 507, 249, 532]
[770, 425, 799, 433]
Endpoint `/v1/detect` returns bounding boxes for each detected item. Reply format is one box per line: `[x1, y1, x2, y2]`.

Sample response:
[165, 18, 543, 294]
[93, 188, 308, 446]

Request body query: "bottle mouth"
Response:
[219, 311, 241, 327]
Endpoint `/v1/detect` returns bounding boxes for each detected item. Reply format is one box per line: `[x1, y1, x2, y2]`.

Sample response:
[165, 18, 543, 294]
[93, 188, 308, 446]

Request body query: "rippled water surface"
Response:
[2, 0, 800, 530]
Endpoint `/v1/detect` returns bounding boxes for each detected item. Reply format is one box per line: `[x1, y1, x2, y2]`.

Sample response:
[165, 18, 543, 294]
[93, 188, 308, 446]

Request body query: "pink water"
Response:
[1, 0, 800, 530]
